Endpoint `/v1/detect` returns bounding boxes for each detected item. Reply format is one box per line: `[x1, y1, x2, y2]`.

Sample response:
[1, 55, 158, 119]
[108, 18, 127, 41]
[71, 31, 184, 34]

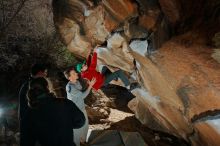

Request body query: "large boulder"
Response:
[54, 0, 138, 57]
[53, 0, 220, 145]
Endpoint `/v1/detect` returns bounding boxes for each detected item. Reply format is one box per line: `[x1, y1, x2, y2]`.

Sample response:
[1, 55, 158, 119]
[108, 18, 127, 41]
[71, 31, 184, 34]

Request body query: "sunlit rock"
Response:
[129, 40, 148, 57]
[193, 120, 220, 146]
[57, 18, 92, 57]
[53, 0, 220, 145]
[84, 5, 109, 43]
[158, 0, 180, 25]
[96, 45, 134, 73]
[138, 9, 161, 31]
[211, 49, 220, 63]
[128, 88, 193, 139]
[124, 20, 148, 40]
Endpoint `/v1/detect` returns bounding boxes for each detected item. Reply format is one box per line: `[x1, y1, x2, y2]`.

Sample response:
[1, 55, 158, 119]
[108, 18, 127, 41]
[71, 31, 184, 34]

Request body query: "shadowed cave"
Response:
[0, 0, 220, 145]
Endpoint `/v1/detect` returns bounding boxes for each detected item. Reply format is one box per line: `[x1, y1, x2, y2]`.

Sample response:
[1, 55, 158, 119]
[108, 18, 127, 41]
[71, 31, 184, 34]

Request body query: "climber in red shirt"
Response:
[76, 50, 131, 90]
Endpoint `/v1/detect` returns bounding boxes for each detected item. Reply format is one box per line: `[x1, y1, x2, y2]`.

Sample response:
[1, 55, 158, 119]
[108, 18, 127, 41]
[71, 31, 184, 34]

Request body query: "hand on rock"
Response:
[94, 44, 101, 52]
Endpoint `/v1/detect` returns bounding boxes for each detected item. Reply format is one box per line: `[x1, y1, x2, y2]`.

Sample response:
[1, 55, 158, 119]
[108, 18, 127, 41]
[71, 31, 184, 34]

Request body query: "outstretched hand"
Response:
[93, 44, 101, 52]
[88, 48, 93, 56]
[88, 77, 96, 88]
[88, 45, 101, 57]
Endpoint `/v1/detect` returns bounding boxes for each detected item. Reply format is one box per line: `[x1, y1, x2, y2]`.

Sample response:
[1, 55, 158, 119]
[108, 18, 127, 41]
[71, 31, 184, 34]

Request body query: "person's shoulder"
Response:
[54, 97, 74, 104]
[50, 98, 69, 108]
[20, 77, 32, 87]
[66, 81, 79, 93]
[66, 81, 70, 86]
[67, 81, 77, 87]
[57, 98, 79, 110]
[66, 81, 72, 89]
[19, 79, 30, 93]
[22, 80, 29, 86]
[63, 98, 78, 107]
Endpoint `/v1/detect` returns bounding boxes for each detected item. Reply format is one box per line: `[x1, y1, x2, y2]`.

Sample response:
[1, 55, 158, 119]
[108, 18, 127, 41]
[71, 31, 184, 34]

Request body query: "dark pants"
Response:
[101, 66, 130, 86]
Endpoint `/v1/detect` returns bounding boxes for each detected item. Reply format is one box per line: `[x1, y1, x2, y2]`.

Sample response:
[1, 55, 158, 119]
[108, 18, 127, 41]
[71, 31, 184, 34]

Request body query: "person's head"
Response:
[27, 77, 50, 108]
[76, 60, 87, 73]
[81, 64, 88, 72]
[64, 68, 78, 82]
[31, 63, 48, 78]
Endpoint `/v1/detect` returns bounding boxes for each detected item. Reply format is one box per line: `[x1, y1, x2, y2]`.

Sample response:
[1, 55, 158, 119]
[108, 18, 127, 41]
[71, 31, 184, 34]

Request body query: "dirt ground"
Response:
[86, 85, 189, 146]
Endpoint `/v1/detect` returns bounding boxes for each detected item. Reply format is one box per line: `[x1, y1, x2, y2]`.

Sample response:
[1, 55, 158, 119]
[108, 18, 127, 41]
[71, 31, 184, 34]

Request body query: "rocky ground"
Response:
[0, 84, 189, 146]
[85, 85, 189, 146]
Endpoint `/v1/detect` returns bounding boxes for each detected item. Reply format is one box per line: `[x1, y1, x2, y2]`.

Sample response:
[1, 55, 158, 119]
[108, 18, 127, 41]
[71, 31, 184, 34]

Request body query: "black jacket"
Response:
[18, 80, 30, 120]
[21, 95, 85, 146]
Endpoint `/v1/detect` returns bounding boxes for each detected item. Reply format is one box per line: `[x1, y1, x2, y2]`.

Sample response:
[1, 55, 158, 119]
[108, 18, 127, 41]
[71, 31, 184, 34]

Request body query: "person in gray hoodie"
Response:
[64, 67, 96, 146]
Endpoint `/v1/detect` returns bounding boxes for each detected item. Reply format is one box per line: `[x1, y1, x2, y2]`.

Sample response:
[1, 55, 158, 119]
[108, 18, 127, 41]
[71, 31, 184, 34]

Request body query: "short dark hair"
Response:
[31, 63, 47, 76]
[63, 67, 76, 80]
[27, 77, 50, 108]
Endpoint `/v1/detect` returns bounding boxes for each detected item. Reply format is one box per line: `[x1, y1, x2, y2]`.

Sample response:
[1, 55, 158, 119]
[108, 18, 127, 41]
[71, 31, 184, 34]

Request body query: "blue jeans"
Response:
[101, 66, 130, 86]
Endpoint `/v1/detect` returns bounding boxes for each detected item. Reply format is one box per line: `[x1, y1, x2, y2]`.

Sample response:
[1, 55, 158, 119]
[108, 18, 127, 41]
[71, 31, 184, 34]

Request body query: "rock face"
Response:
[53, 0, 220, 145]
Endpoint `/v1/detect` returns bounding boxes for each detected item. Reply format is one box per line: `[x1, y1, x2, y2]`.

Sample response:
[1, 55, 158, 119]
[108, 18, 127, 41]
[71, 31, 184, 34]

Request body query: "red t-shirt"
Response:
[81, 52, 104, 90]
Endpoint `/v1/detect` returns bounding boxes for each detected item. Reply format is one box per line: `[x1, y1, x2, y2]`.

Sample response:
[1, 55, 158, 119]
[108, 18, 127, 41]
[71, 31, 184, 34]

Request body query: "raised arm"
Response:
[67, 78, 96, 100]
[86, 54, 92, 68]
[88, 52, 97, 70]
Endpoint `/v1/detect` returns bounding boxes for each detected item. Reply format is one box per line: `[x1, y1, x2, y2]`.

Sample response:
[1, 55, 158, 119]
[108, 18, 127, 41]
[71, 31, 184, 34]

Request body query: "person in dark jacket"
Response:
[18, 63, 48, 120]
[19, 64, 48, 145]
[21, 77, 85, 146]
